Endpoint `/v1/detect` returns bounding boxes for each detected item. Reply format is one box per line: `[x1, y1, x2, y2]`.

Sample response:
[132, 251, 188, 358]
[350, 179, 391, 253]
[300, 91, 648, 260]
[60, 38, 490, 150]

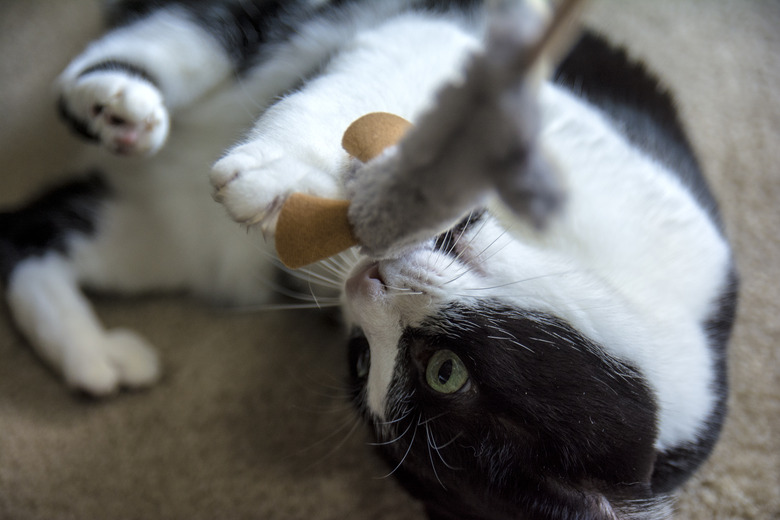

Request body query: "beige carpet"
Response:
[1, 1, 778, 518]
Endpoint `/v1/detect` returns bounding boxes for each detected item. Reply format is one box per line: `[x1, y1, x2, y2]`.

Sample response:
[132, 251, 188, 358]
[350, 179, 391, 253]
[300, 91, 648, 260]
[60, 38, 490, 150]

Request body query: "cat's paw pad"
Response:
[104, 329, 161, 388]
[211, 145, 317, 232]
[59, 70, 169, 156]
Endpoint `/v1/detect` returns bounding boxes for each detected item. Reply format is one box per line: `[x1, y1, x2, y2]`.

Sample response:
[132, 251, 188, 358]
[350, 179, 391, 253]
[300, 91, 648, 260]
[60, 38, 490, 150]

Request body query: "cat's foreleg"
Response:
[211, 16, 481, 234]
[57, 7, 233, 156]
[6, 254, 159, 395]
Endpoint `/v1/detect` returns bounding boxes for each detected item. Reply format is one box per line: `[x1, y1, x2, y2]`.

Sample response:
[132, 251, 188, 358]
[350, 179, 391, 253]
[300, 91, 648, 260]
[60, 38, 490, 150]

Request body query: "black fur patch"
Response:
[0, 173, 110, 284]
[651, 270, 738, 493]
[555, 30, 739, 495]
[105, 0, 483, 73]
[351, 303, 660, 519]
[555, 31, 725, 230]
[105, 0, 322, 72]
[79, 59, 158, 88]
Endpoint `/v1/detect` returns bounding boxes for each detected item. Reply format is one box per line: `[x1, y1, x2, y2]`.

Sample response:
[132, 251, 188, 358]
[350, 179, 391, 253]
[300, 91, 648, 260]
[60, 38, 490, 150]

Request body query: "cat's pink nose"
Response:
[346, 262, 384, 299]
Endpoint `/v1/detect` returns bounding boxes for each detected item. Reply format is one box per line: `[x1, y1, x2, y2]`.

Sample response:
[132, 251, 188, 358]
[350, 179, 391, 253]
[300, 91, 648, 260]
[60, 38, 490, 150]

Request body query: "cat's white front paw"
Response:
[211, 142, 339, 233]
[59, 70, 169, 156]
[62, 329, 160, 396]
[104, 329, 161, 389]
[63, 347, 121, 396]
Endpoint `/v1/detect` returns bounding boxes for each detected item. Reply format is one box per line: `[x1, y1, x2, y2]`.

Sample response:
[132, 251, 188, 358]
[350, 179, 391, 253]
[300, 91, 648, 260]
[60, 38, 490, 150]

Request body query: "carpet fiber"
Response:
[1, 1, 778, 518]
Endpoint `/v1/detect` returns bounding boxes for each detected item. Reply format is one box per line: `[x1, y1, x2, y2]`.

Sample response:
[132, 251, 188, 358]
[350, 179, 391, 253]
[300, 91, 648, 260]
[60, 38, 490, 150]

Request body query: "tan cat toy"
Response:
[275, 112, 412, 269]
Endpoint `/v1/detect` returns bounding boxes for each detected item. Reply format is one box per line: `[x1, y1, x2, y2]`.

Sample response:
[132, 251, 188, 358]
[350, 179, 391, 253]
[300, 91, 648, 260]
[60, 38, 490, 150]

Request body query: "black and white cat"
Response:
[0, 0, 736, 518]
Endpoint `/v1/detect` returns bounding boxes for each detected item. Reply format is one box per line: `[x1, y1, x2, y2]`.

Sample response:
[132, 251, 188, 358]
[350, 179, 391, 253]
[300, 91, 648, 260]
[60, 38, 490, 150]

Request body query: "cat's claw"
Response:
[59, 71, 170, 156]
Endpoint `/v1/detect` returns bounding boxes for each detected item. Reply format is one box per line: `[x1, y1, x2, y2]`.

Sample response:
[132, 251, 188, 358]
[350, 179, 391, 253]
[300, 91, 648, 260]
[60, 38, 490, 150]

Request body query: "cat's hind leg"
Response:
[6, 254, 160, 395]
[0, 174, 159, 395]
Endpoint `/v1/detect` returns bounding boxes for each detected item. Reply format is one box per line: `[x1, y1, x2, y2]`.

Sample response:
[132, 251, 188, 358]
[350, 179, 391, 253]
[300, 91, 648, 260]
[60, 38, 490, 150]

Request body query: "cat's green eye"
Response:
[425, 350, 469, 394]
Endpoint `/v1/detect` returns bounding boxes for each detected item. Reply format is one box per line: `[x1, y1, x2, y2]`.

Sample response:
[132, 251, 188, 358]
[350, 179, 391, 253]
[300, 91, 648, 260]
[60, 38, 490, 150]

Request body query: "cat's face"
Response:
[343, 213, 661, 518]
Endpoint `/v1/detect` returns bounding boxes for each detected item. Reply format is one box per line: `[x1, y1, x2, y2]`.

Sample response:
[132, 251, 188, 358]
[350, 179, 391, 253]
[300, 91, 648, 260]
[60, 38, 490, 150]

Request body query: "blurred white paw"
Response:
[59, 70, 169, 156]
[211, 142, 341, 234]
[61, 329, 160, 396]
[63, 345, 120, 396]
[105, 328, 161, 388]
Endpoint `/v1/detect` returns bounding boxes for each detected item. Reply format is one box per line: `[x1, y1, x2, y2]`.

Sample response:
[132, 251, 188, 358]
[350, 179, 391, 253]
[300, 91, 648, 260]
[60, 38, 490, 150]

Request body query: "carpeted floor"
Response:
[1, 1, 778, 519]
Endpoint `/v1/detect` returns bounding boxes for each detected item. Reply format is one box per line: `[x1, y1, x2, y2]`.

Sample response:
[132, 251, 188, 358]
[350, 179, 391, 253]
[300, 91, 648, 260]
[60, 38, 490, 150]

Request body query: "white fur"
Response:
[210, 11, 483, 417]
[16, 9, 291, 391]
[7, 254, 160, 394]
[212, 12, 481, 228]
[23, 0, 731, 458]
[58, 8, 232, 110]
[511, 84, 731, 450]
[11, 79, 279, 391]
[56, 8, 231, 156]
[19, 2, 361, 394]
[343, 86, 731, 447]
[63, 71, 170, 155]
[213, 12, 733, 450]
[70, 86, 278, 304]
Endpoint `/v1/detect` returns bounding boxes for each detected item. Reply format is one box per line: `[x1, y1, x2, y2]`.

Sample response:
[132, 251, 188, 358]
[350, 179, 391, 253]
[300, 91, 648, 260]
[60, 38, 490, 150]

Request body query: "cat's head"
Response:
[343, 212, 670, 520]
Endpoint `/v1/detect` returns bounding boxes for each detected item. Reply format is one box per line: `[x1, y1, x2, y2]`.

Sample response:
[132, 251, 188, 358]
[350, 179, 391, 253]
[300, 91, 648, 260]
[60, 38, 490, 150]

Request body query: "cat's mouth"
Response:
[431, 210, 485, 258]
[345, 211, 486, 300]
[346, 227, 486, 301]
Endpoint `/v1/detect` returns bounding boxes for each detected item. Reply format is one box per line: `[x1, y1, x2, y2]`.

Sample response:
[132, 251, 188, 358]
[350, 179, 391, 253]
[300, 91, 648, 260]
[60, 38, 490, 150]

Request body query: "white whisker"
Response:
[451, 211, 478, 254]
[290, 401, 355, 415]
[488, 335, 535, 353]
[317, 256, 353, 280]
[382, 284, 416, 292]
[377, 412, 421, 480]
[441, 228, 511, 284]
[459, 270, 574, 292]
[229, 301, 342, 312]
[443, 210, 482, 270]
[425, 422, 447, 489]
[243, 270, 334, 302]
[293, 267, 344, 289]
[386, 288, 424, 297]
[430, 430, 462, 452]
[368, 414, 415, 447]
[470, 232, 513, 266]
[294, 416, 364, 471]
[284, 414, 359, 461]
[376, 405, 415, 427]
[419, 411, 449, 425]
